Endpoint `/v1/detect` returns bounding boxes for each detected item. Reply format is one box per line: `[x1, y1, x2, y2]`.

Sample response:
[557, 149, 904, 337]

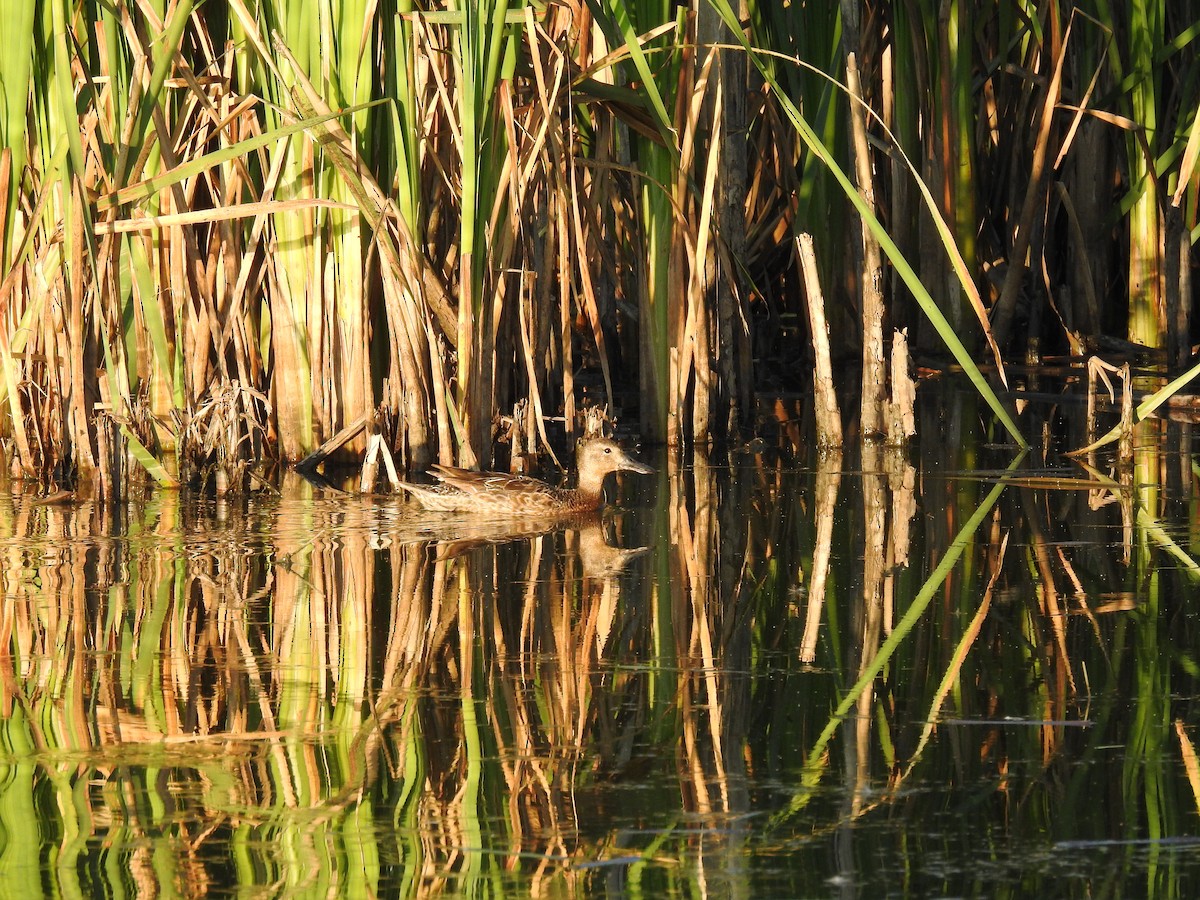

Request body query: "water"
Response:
[2, 392, 1200, 897]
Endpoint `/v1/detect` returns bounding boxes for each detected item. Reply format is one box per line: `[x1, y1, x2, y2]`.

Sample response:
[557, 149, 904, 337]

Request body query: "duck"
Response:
[396, 437, 654, 516]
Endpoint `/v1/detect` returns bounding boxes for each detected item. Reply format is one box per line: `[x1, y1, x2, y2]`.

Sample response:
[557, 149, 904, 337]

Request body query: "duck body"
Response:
[397, 438, 653, 517]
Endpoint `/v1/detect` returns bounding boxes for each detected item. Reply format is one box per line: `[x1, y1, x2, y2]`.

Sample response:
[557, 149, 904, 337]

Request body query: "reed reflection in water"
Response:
[2, 411, 1200, 896]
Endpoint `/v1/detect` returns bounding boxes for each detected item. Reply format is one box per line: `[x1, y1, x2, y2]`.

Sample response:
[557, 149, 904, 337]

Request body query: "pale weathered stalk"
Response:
[676, 41, 720, 445]
[840, 0, 886, 439]
[887, 329, 916, 447]
[801, 447, 842, 663]
[796, 234, 842, 448]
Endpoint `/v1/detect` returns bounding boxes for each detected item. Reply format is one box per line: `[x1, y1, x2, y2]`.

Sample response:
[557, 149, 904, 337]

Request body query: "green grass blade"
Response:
[119, 424, 181, 487]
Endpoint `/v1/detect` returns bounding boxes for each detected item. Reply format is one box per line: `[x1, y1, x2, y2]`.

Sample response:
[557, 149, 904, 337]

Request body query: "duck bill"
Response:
[620, 458, 655, 475]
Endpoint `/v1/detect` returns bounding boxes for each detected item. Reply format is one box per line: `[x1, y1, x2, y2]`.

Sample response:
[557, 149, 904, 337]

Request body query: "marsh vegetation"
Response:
[2, 2, 1200, 896]
[0, 1, 1196, 489]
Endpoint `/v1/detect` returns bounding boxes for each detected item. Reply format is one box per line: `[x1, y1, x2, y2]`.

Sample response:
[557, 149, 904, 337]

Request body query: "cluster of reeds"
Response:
[0, 1, 1195, 491]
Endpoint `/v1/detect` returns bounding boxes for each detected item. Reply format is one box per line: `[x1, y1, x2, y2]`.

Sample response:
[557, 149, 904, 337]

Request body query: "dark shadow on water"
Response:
[1, 386, 1199, 896]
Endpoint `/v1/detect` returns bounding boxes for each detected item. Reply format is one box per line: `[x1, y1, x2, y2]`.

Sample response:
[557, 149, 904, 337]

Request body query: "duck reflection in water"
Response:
[381, 510, 647, 581]
[396, 437, 654, 517]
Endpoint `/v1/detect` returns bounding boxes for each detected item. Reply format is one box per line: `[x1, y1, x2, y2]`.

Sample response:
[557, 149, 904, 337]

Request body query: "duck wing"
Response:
[428, 465, 556, 497]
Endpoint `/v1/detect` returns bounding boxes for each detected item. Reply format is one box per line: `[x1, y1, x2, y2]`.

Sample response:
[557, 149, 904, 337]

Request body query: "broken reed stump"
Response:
[887, 328, 916, 446]
[796, 234, 843, 448]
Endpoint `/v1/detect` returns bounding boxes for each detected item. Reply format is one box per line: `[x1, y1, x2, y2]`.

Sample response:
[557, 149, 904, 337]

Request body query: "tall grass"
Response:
[0, 1, 1195, 487]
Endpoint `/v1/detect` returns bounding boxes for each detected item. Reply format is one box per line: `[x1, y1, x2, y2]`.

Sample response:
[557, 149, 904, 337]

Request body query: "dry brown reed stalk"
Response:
[990, 11, 1074, 349]
[1175, 720, 1200, 814]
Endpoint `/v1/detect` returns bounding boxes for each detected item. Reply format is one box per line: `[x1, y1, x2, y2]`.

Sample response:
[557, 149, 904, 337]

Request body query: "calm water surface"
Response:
[2, 393, 1200, 897]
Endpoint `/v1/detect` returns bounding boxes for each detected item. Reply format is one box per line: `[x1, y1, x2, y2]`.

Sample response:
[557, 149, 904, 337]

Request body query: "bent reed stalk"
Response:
[0, 1, 1195, 493]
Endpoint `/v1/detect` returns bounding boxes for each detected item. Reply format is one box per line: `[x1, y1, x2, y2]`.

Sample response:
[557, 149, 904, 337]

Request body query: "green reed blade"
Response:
[454, 0, 521, 462]
[129, 233, 181, 408]
[1125, 0, 1164, 348]
[0, 0, 34, 266]
[119, 424, 181, 487]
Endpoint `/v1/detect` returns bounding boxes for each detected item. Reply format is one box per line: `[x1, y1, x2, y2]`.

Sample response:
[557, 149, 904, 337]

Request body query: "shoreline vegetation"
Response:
[0, 1, 1196, 496]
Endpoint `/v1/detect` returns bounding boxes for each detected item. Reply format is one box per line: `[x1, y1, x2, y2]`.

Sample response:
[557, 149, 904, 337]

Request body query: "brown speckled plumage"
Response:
[397, 438, 653, 516]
